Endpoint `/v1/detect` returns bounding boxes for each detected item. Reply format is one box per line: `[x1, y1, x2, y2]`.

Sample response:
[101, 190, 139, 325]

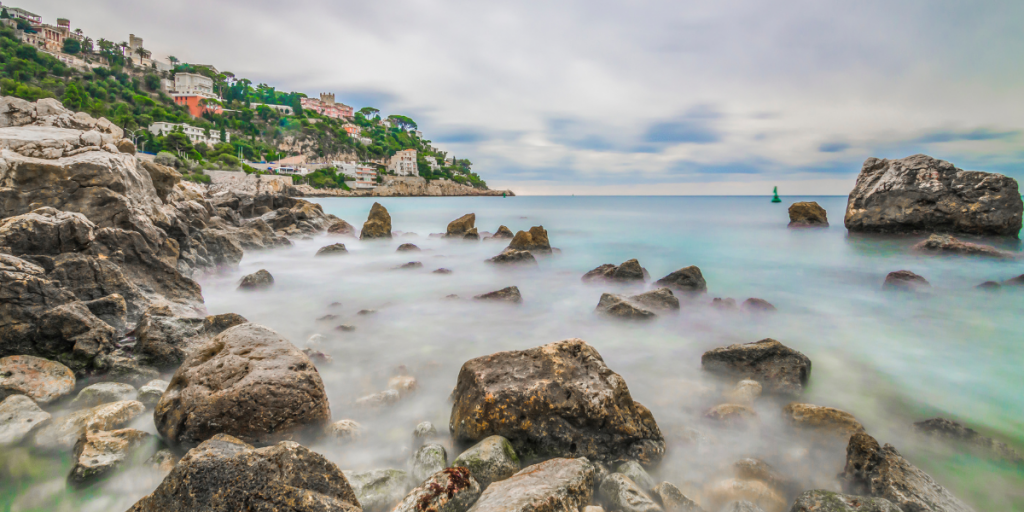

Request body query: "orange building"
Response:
[173, 96, 223, 118]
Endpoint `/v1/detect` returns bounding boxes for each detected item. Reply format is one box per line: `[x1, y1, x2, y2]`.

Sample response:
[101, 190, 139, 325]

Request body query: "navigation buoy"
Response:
[771, 186, 782, 203]
[503, 192, 506, 198]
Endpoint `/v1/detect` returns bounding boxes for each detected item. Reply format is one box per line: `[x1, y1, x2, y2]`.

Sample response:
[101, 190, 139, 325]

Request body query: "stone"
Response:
[0, 207, 95, 255]
[732, 459, 796, 499]
[414, 421, 439, 442]
[841, 432, 975, 512]
[723, 380, 762, 406]
[490, 226, 515, 239]
[68, 428, 153, 486]
[701, 339, 812, 397]
[630, 288, 680, 310]
[70, 382, 137, 409]
[336, 324, 357, 332]
[82, 294, 128, 335]
[435, 268, 453, 274]
[741, 298, 776, 313]
[704, 479, 784, 512]
[488, 248, 538, 265]
[0, 355, 75, 404]
[582, 259, 647, 282]
[790, 490, 901, 512]
[398, 243, 421, 251]
[146, 448, 177, 473]
[783, 403, 865, 441]
[704, 404, 758, 428]
[303, 348, 334, 365]
[327, 419, 362, 442]
[115, 138, 136, 155]
[450, 339, 665, 465]
[911, 234, 1014, 258]
[844, 154, 1022, 237]
[316, 243, 349, 256]
[137, 379, 169, 409]
[361, 202, 393, 239]
[720, 502, 766, 512]
[474, 286, 524, 303]
[398, 261, 424, 269]
[238, 269, 274, 290]
[654, 266, 707, 295]
[328, 219, 356, 235]
[355, 389, 402, 409]
[788, 202, 829, 227]
[913, 417, 1023, 465]
[447, 213, 477, 238]
[712, 298, 739, 310]
[345, 468, 412, 512]
[0, 394, 51, 445]
[599, 473, 662, 512]
[464, 228, 480, 240]
[138, 160, 181, 202]
[595, 293, 656, 319]
[467, 458, 595, 512]
[33, 400, 146, 450]
[48, 252, 149, 323]
[127, 434, 361, 512]
[133, 306, 204, 370]
[616, 460, 656, 492]
[154, 323, 331, 449]
[412, 443, 449, 483]
[507, 226, 551, 254]
[882, 270, 930, 292]
[389, 375, 419, 396]
[1005, 274, 1024, 286]
[651, 482, 704, 512]
[976, 281, 1001, 290]
[452, 435, 521, 489]
[396, 468, 482, 512]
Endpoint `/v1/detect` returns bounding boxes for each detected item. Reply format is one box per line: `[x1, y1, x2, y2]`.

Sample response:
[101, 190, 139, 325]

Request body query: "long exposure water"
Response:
[4, 196, 1023, 511]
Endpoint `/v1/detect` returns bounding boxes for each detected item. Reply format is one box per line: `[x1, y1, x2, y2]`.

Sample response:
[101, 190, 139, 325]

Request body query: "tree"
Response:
[387, 115, 417, 131]
[134, 46, 151, 61]
[358, 107, 380, 119]
[61, 83, 84, 111]
[1, 8, 9, 19]
[168, 55, 179, 67]
[144, 74, 161, 91]
[62, 38, 81, 55]
[81, 37, 93, 54]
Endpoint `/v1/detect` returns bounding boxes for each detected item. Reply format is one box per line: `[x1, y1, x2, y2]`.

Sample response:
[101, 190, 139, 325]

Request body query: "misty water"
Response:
[5, 196, 1024, 511]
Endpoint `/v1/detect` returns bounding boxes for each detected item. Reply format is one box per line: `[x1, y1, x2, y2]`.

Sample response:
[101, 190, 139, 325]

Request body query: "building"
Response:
[335, 162, 378, 189]
[250, 103, 294, 116]
[424, 156, 440, 172]
[166, 73, 222, 117]
[343, 124, 361, 137]
[387, 149, 417, 177]
[32, 18, 70, 52]
[7, 7, 41, 24]
[149, 122, 230, 146]
[300, 93, 353, 120]
[410, 130, 423, 138]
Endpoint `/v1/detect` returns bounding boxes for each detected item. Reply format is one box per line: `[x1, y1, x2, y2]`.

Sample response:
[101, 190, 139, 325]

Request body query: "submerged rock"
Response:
[783, 403, 865, 441]
[452, 435, 521, 489]
[345, 468, 411, 512]
[489, 225, 515, 239]
[68, 428, 153, 486]
[69, 382, 137, 409]
[327, 419, 363, 442]
[911, 234, 1015, 258]
[596, 293, 656, 320]
[474, 286, 524, 303]
[704, 478, 784, 512]
[631, 288, 681, 310]
[33, 400, 146, 450]
[913, 417, 1023, 465]
[328, 219, 356, 235]
[0, 355, 75, 404]
[723, 380, 762, 406]
[316, 243, 349, 256]
[467, 458, 596, 512]
[450, 339, 665, 465]
[507, 226, 551, 254]
[446, 213, 477, 238]
[397, 261, 424, 269]
[398, 243, 421, 252]
[411, 443, 449, 483]
[652, 482, 704, 512]
[394, 467, 482, 512]
[654, 266, 707, 295]
[790, 490, 900, 512]
[355, 389, 402, 409]
[0, 394, 51, 445]
[881, 270, 929, 292]
[583, 259, 647, 283]
[701, 339, 812, 397]
[704, 404, 758, 428]
[741, 298, 776, 313]
[788, 202, 829, 227]
[435, 268, 454, 274]
[361, 202, 393, 239]
[127, 434, 361, 512]
[237, 269, 274, 290]
[599, 473, 661, 512]
[488, 248, 538, 265]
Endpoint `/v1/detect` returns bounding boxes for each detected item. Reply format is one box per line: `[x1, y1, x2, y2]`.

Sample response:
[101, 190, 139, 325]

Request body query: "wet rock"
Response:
[303, 348, 334, 365]
[361, 202, 393, 239]
[435, 268, 454, 274]
[881, 270, 930, 292]
[596, 293, 656, 320]
[36, 300, 117, 372]
[0, 207, 95, 255]
[68, 428, 153, 486]
[395, 467, 482, 512]
[33, 400, 146, 450]
[583, 259, 647, 283]
[46, 252, 149, 323]
[137, 379, 168, 409]
[0, 355, 75, 404]
[741, 298, 776, 313]
[701, 339, 812, 397]
[1004, 274, 1024, 286]
[452, 435, 521, 489]
[70, 382, 137, 408]
[844, 154, 1022, 237]
[631, 288, 680, 311]
[0, 394, 51, 445]
[790, 490, 900, 512]
[507, 226, 551, 254]
[137, 160, 179, 201]
[789, 202, 829, 227]
[127, 434, 361, 512]
[414, 420, 439, 442]
[397, 261, 424, 269]
[732, 459, 797, 499]
[82, 294, 128, 335]
[450, 339, 665, 465]
[328, 219, 356, 235]
[237, 269, 274, 290]
[913, 417, 1023, 465]
[327, 419, 362, 443]
[132, 306, 204, 369]
[355, 389, 401, 409]
[468, 457, 595, 512]
[599, 473, 662, 512]
[840, 432, 976, 512]
[704, 404, 758, 428]
[146, 448, 177, 473]
[911, 234, 1014, 258]
[389, 375, 419, 396]
[705, 479, 784, 512]
[488, 248, 538, 265]
[652, 482, 704, 512]
[318, 314, 339, 322]
[976, 281, 1001, 290]
[154, 323, 331, 449]
[412, 443, 449, 483]
[358, 309, 378, 315]
[336, 324, 357, 332]
[654, 266, 707, 295]
[721, 501, 766, 512]
[490, 226, 515, 239]
[398, 243, 421, 251]
[474, 286, 524, 303]
[447, 213, 477, 238]
[616, 460, 656, 492]
[345, 468, 411, 512]
[783, 403, 865, 441]
[712, 298, 738, 310]
[316, 243, 349, 256]
[723, 380, 762, 406]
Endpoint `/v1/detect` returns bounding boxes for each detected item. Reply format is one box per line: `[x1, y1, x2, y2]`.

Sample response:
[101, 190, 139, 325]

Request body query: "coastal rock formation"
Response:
[489, 225, 515, 239]
[655, 266, 707, 295]
[0, 394, 51, 445]
[882, 270, 929, 292]
[701, 339, 812, 397]
[582, 259, 647, 282]
[446, 213, 477, 238]
[450, 339, 665, 465]
[467, 458, 596, 512]
[345, 468, 411, 512]
[844, 154, 1023, 237]
[790, 490, 900, 512]
[361, 202, 393, 239]
[69, 428, 153, 486]
[911, 234, 1015, 258]
[595, 293, 656, 320]
[154, 323, 331, 449]
[69, 382, 137, 409]
[0, 207, 94, 255]
[487, 248, 538, 265]
[134, 307, 246, 370]
[394, 467, 481, 512]
[452, 435, 521, 489]
[652, 482, 704, 512]
[0, 355, 75, 404]
[474, 286, 524, 303]
[328, 219, 356, 236]
[33, 399, 146, 450]
[788, 202, 829, 227]
[840, 432, 976, 512]
[127, 434, 361, 512]
[317, 243, 349, 256]
[914, 417, 1023, 465]
[508, 226, 551, 253]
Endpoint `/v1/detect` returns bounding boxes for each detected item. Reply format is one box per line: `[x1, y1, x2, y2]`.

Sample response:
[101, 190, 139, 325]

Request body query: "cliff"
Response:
[295, 176, 514, 198]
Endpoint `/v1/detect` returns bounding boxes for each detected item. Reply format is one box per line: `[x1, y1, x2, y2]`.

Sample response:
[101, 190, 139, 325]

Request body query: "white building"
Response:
[387, 149, 417, 177]
[424, 156, 440, 172]
[250, 103, 294, 115]
[410, 130, 423, 138]
[335, 162, 379, 189]
[356, 136, 373, 145]
[171, 73, 217, 99]
[149, 122, 230, 145]
[276, 167, 310, 176]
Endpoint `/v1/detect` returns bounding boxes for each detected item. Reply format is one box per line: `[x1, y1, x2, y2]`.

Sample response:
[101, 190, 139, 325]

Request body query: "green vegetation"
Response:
[296, 167, 352, 190]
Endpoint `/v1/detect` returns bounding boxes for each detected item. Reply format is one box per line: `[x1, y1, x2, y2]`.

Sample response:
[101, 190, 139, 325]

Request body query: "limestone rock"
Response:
[913, 417, 1023, 465]
[911, 234, 1015, 258]
[412, 443, 449, 483]
[490, 226, 515, 239]
[48, 252, 149, 323]
[138, 379, 169, 409]
[652, 482, 704, 512]
[133, 306, 205, 369]
[741, 298, 776, 313]
[68, 428, 153, 486]
[238, 269, 274, 290]
[507, 226, 551, 254]
[583, 259, 647, 282]
[327, 419, 362, 443]
[0, 355, 75, 404]
[397, 243, 421, 251]
[394, 467, 482, 512]
[33, 400, 146, 450]
[450, 339, 665, 465]
[0, 394, 51, 445]
[654, 267, 707, 295]
[138, 160, 181, 202]
[882, 270, 929, 292]
[328, 219, 356, 235]
[0, 207, 95, 255]
[701, 339, 812, 397]
[317, 243, 349, 256]
[361, 202, 393, 239]
[82, 294, 128, 336]
[595, 293, 656, 320]
[788, 202, 829, 227]
[447, 213, 477, 238]
[127, 434, 361, 512]
[345, 468, 412, 512]
[452, 435, 521, 489]
[474, 286, 524, 303]
[599, 473, 662, 512]
[631, 288, 680, 311]
[154, 323, 331, 449]
[70, 382, 137, 409]
[467, 458, 596, 512]
[488, 248, 538, 265]
[782, 403, 865, 441]
[790, 490, 900, 512]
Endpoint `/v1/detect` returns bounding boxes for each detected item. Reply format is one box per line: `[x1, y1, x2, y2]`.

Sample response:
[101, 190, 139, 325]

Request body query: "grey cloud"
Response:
[819, 142, 850, 153]
[913, 128, 1019, 144]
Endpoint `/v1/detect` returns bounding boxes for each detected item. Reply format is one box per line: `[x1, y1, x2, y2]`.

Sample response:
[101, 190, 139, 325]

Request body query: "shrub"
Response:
[154, 151, 180, 168]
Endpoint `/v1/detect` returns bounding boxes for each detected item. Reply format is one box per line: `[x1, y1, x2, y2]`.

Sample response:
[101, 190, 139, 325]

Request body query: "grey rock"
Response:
[630, 288, 680, 311]
[326, 419, 362, 443]
[412, 443, 449, 483]
[701, 339, 812, 397]
[474, 286, 524, 303]
[345, 468, 412, 512]
[598, 473, 662, 512]
[914, 417, 1023, 465]
[651, 482, 704, 512]
[0, 355, 75, 404]
[70, 382, 137, 409]
[132, 306, 205, 370]
[654, 266, 707, 295]
[789, 202, 829, 227]
[790, 490, 901, 512]
[583, 259, 647, 283]
[394, 467, 482, 512]
[413, 420, 439, 447]
[0, 207, 95, 255]
[238, 269, 274, 290]
[137, 380, 169, 409]
[452, 435, 521, 489]
[596, 293, 656, 320]
[68, 428, 153, 486]
[355, 389, 401, 409]
[316, 243, 349, 256]
[616, 460, 655, 492]
[82, 294, 128, 336]
[467, 457, 595, 512]
[488, 248, 538, 265]
[882, 270, 930, 292]
[911, 234, 1015, 259]
[33, 400, 146, 450]
[0, 394, 51, 445]
[741, 298, 776, 313]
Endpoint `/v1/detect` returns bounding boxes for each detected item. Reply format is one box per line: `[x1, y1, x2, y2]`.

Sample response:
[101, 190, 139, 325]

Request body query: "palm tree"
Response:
[118, 41, 129, 57]
[134, 46, 150, 61]
[168, 55, 179, 67]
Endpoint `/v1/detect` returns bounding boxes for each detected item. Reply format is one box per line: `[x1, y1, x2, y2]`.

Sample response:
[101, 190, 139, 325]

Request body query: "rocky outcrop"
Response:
[701, 339, 812, 397]
[788, 202, 829, 227]
[790, 490, 900, 512]
[654, 266, 707, 295]
[0, 207, 94, 255]
[450, 339, 665, 465]
[911, 234, 1015, 258]
[394, 467, 481, 512]
[487, 248, 538, 265]
[154, 323, 331, 449]
[68, 428, 153, 486]
[452, 435, 521, 489]
[508, 226, 551, 254]
[882, 270, 929, 292]
[127, 434, 361, 512]
[138, 160, 182, 202]
[133, 307, 245, 370]
[361, 202, 393, 239]
[474, 286, 524, 303]
[582, 259, 647, 282]
[844, 154, 1022, 237]
[0, 355, 75, 404]
[913, 417, 1023, 465]
[467, 458, 596, 512]
[447, 213, 477, 238]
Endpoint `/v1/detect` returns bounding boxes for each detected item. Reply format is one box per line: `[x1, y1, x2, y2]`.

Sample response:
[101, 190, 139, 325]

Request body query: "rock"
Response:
[881, 270, 930, 292]
[0, 394, 51, 445]
[328, 219, 356, 235]
[976, 281, 1001, 290]
[651, 482, 704, 512]
[450, 339, 665, 465]
[397, 261, 424, 269]
[355, 389, 401, 409]
[447, 213, 477, 238]
[0, 207, 95, 255]
[720, 501, 766, 512]
[154, 323, 331, 449]
[741, 298, 776, 313]
[474, 286, 524, 303]
[911, 234, 1014, 258]
[69, 382, 137, 409]
[395, 467, 482, 512]
[790, 490, 901, 512]
[595, 293, 656, 319]
[237, 269, 274, 290]
[435, 268, 453, 274]
[704, 479, 784, 512]
[316, 243, 349, 256]
[82, 294, 128, 335]
[132, 306, 204, 370]
[583, 259, 647, 282]
[616, 460, 656, 492]
[712, 298, 738, 310]
[0, 355, 75, 404]
[388, 375, 419, 396]
[701, 339, 812, 397]
[398, 243, 421, 251]
[146, 448, 177, 473]
[789, 202, 829, 227]
[358, 309, 378, 315]
[138, 160, 181, 202]
[844, 154, 1022, 237]
[467, 458, 595, 512]
[47, 252, 149, 323]
[723, 380, 762, 406]
[361, 202, 393, 239]
[115, 138, 136, 155]
[490, 226, 515, 239]
[732, 459, 796, 499]
[412, 443, 449, 483]
[840, 432, 976, 512]
[303, 348, 334, 365]
[453, 435, 521, 489]
[68, 428, 153, 486]
[1004, 274, 1024, 286]
[127, 434, 361, 512]
[345, 468, 411, 512]
[654, 267, 707, 295]
[913, 417, 1023, 465]
[33, 400, 146, 450]
[586, 506, 606, 512]
[336, 324, 357, 332]
[137, 379, 168, 409]
[631, 288, 680, 310]
[507, 226, 551, 254]
[782, 403, 865, 441]
[414, 421, 439, 443]
[488, 248, 538, 265]
[464, 228, 480, 240]
[704, 404, 758, 428]
[327, 419, 362, 442]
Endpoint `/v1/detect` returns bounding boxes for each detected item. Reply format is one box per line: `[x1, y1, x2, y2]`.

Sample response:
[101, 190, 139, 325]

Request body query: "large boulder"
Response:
[450, 339, 665, 465]
[127, 434, 361, 512]
[489, 225, 515, 239]
[844, 154, 1023, 237]
[788, 202, 829, 227]
[154, 323, 331, 449]
[238, 269, 275, 290]
[447, 213, 477, 238]
[0, 355, 75, 404]
[361, 202, 393, 239]
[701, 339, 812, 397]
[467, 458, 596, 512]
[654, 266, 707, 295]
[508, 226, 551, 253]
[583, 259, 647, 283]
[0, 207, 95, 255]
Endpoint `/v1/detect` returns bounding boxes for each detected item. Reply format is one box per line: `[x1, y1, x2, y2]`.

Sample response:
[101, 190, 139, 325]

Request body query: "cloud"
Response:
[913, 129, 1019, 144]
[819, 142, 850, 153]
[642, 106, 723, 145]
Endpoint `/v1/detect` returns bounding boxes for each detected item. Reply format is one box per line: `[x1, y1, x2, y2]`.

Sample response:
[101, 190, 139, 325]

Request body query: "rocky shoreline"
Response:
[293, 176, 514, 198]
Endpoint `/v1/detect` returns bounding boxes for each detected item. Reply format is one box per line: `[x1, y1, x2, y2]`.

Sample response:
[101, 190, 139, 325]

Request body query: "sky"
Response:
[29, 0, 1024, 195]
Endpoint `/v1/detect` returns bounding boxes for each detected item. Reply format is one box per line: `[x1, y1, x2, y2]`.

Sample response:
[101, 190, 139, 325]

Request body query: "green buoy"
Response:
[503, 192, 506, 198]
[771, 186, 781, 203]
